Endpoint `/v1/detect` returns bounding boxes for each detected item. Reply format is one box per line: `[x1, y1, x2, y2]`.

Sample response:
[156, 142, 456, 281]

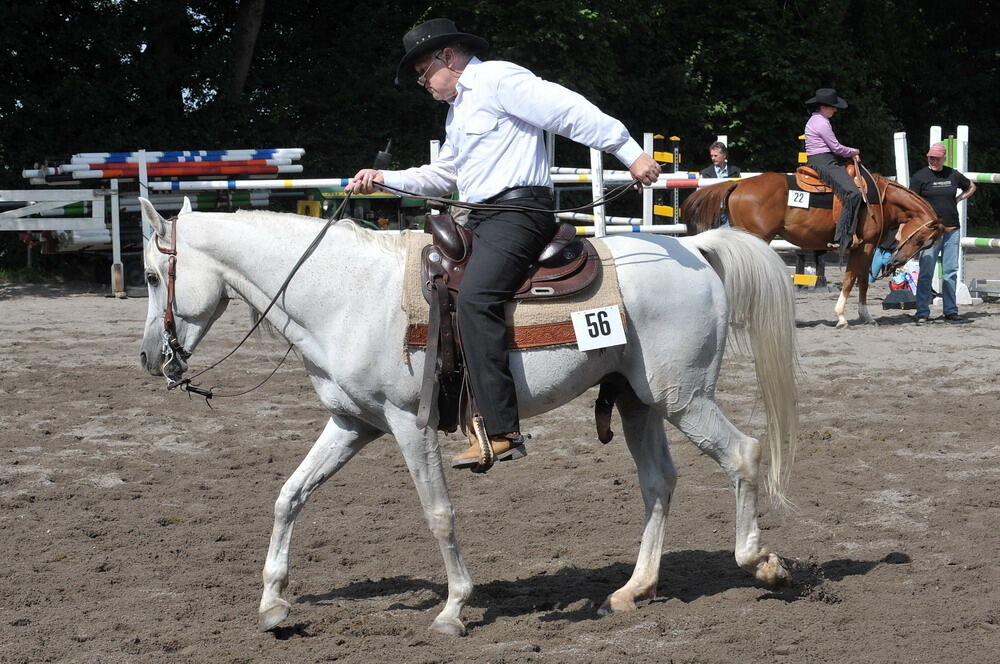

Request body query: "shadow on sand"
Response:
[286, 550, 908, 634]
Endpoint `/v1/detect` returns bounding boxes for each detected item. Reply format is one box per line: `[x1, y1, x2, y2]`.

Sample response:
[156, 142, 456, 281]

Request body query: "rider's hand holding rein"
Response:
[347, 168, 384, 194]
[629, 153, 661, 186]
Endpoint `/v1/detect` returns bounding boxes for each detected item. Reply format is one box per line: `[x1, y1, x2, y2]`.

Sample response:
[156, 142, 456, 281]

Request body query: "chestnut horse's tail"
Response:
[682, 181, 740, 235]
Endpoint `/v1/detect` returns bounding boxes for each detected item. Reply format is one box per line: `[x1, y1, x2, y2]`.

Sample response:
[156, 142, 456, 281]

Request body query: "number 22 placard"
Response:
[570, 305, 627, 351]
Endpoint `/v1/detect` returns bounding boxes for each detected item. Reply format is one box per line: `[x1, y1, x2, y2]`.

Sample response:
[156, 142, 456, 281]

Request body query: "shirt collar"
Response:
[455, 56, 484, 92]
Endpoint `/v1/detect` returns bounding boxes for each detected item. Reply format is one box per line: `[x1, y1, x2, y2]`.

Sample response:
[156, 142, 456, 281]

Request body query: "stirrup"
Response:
[452, 417, 530, 473]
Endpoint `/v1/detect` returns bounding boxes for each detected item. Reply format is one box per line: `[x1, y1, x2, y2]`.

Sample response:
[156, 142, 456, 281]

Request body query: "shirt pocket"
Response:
[464, 111, 499, 135]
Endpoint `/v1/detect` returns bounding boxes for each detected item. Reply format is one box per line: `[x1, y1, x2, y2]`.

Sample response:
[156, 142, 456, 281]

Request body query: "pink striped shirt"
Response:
[804, 112, 858, 158]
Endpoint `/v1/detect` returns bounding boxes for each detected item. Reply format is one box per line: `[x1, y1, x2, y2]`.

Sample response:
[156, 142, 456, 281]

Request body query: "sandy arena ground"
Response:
[1, 253, 998, 663]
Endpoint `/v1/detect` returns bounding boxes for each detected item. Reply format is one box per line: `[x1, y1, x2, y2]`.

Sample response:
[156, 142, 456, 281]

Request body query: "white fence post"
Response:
[956, 125, 974, 304]
[643, 132, 653, 227]
[590, 148, 606, 237]
[893, 132, 910, 187]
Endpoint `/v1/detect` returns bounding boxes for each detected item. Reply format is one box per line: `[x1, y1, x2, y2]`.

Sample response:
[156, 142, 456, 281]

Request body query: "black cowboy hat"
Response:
[395, 18, 489, 85]
[805, 88, 848, 109]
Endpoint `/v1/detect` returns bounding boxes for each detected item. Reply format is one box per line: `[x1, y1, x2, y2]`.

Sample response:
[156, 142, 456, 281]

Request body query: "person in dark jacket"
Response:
[699, 141, 741, 179]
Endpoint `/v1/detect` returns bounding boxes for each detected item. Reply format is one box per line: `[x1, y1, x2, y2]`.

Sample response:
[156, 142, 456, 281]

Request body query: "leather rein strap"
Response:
[376, 179, 641, 214]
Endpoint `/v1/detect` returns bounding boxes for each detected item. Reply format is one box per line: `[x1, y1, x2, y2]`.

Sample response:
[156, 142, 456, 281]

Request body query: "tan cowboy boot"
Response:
[452, 433, 528, 470]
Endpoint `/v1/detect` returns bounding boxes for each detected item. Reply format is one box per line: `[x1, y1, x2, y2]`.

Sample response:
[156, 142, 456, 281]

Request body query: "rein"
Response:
[161, 178, 645, 403]
[857, 159, 888, 246]
[160, 195, 355, 401]
[892, 181, 938, 248]
[375, 179, 642, 214]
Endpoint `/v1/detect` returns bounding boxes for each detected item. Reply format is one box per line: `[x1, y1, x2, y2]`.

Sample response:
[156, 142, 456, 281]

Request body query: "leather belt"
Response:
[485, 186, 554, 204]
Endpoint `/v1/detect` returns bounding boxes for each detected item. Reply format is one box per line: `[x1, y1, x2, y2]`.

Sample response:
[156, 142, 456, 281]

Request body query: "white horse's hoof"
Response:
[257, 600, 291, 632]
[835, 319, 849, 329]
[755, 553, 792, 587]
[430, 615, 466, 636]
[598, 593, 637, 616]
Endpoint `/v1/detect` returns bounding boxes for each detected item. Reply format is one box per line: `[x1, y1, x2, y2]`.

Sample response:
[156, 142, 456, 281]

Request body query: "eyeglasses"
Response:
[416, 51, 444, 86]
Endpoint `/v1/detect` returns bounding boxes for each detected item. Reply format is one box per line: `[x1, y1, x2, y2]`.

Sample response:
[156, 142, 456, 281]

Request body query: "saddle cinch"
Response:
[415, 213, 601, 432]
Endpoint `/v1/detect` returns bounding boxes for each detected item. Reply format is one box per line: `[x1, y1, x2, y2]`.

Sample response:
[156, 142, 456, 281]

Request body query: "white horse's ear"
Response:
[139, 197, 168, 239]
[180, 196, 193, 216]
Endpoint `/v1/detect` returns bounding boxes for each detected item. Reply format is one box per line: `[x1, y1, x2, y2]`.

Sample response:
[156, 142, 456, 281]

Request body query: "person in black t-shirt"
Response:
[909, 142, 976, 323]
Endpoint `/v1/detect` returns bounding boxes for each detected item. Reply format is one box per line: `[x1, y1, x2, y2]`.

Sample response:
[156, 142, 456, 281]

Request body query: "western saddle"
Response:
[415, 212, 600, 434]
[794, 161, 870, 197]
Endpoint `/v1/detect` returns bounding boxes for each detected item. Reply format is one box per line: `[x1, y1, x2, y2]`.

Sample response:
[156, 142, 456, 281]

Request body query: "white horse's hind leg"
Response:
[599, 390, 677, 615]
[673, 396, 791, 587]
[387, 408, 473, 637]
[258, 414, 381, 632]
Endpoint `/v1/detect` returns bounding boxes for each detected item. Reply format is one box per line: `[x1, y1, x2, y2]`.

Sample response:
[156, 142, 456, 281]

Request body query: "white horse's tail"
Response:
[689, 228, 799, 508]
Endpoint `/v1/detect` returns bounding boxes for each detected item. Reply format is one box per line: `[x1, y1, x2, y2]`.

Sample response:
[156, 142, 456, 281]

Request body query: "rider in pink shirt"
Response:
[803, 88, 860, 254]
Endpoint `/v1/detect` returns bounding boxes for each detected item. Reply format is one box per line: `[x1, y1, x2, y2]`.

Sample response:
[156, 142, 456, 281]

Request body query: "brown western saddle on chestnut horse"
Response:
[792, 158, 875, 225]
[416, 213, 600, 432]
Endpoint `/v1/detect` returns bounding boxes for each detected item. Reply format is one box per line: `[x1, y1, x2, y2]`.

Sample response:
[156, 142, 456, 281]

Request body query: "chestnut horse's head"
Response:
[878, 182, 945, 279]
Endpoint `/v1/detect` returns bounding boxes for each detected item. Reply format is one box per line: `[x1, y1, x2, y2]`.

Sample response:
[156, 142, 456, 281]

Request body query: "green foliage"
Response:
[1, 0, 998, 271]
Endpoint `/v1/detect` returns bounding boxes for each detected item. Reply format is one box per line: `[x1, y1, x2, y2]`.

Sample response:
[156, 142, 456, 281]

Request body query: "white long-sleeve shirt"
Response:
[381, 57, 644, 203]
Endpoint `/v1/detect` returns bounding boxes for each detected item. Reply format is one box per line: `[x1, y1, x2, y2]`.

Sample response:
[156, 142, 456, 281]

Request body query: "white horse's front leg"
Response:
[258, 414, 381, 632]
[599, 391, 677, 614]
[385, 405, 473, 636]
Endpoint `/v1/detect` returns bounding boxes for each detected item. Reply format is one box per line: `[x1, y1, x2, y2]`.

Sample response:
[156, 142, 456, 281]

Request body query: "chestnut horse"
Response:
[683, 172, 944, 327]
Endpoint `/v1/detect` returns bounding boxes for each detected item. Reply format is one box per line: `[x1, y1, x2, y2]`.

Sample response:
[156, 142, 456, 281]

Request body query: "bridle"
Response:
[155, 216, 192, 369]
[887, 181, 939, 252]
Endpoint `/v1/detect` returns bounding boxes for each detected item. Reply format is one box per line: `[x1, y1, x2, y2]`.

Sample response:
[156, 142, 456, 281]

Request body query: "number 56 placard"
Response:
[570, 305, 627, 351]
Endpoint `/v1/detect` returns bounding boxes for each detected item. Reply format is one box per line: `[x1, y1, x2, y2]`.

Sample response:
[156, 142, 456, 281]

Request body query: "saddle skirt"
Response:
[789, 164, 880, 212]
[402, 228, 624, 351]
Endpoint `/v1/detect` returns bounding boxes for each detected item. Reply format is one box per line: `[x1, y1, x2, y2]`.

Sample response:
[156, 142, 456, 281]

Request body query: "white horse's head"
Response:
[137, 197, 229, 382]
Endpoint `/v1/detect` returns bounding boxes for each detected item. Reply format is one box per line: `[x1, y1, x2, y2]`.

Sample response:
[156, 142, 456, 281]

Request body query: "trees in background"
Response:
[1, 0, 996, 268]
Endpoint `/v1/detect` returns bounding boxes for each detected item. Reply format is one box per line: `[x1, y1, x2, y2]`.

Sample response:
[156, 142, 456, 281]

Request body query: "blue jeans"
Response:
[869, 247, 893, 282]
[915, 228, 959, 317]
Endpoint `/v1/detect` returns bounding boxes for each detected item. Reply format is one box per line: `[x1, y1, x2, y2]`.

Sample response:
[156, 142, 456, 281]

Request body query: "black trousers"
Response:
[807, 152, 862, 243]
[458, 195, 557, 437]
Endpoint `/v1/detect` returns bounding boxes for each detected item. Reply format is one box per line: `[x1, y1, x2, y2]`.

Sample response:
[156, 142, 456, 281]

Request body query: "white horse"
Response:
[137, 198, 798, 636]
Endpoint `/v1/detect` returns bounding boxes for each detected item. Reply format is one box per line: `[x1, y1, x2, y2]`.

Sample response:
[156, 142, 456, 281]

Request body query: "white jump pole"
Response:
[929, 125, 942, 146]
[893, 132, 910, 187]
[109, 178, 126, 298]
[428, 139, 441, 216]
[138, 149, 152, 273]
[956, 125, 974, 304]
[643, 132, 653, 227]
[590, 148, 606, 237]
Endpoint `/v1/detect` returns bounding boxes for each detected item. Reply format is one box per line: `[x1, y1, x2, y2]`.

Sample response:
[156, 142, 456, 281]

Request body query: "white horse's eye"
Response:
[146, 272, 160, 287]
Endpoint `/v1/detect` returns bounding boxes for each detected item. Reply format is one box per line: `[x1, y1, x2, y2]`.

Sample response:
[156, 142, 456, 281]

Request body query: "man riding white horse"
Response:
[348, 18, 660, 470]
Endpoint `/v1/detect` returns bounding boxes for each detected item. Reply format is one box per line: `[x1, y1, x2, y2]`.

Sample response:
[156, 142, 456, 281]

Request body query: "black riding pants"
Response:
[458, 195, 557, 437]
[807, 152, 862, 243]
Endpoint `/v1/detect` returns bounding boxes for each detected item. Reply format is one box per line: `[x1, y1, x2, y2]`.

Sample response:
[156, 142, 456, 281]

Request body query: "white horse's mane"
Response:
[228, 208, 409, 256]
[216, 209, 410, 340]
